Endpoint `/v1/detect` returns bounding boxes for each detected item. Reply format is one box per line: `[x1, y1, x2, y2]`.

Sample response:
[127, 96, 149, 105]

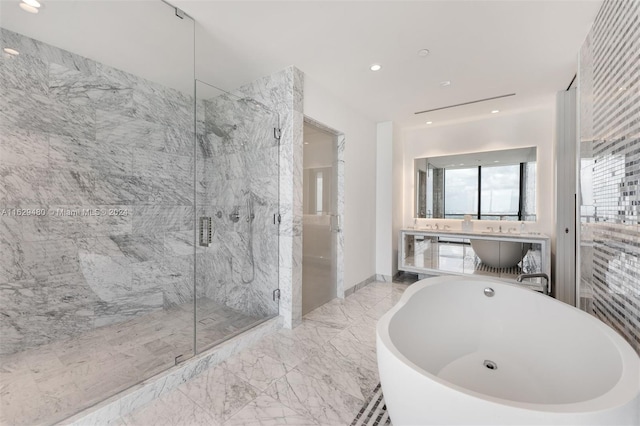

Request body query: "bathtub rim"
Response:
[377, 275, 640, 414]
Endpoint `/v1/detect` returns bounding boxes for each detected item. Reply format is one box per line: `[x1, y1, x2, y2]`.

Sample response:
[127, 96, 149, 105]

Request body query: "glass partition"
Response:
[0, 2, 195, 424]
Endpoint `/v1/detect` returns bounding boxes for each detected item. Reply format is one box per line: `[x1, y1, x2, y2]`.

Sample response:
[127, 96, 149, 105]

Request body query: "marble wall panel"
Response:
[0, 29, 196, 355]
[210, 66, 304, 328]
[0, 126, 49, 169]
[96, 110, 166, 152]
[196, 73, 290, 322]
[0, 45, 48, 94]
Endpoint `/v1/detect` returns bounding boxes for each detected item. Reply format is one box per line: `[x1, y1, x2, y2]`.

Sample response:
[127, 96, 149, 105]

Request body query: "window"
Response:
[444, 164, 525, 220]
[444, 168, 478, 219]
[480, 164, 520, 220]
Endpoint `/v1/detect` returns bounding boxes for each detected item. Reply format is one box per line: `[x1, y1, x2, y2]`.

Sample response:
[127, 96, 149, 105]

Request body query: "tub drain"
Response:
[483, 360, 497, 370]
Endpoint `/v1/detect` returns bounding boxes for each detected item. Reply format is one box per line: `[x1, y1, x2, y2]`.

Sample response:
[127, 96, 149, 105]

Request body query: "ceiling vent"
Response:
[414, 93, 516, 115]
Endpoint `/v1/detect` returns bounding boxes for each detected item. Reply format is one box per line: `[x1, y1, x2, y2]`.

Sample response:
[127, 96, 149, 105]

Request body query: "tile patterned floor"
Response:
[118, 281, 408, 426]
[0, 299, 264, 426]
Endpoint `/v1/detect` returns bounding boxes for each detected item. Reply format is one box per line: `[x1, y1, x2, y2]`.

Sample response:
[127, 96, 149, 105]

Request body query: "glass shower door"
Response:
[194, 80, 280, 353]
[0, 2, 195, 425]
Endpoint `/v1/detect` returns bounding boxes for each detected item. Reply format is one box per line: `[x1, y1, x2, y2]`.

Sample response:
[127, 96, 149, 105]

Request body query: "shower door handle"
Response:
[199, 217, 212, 247]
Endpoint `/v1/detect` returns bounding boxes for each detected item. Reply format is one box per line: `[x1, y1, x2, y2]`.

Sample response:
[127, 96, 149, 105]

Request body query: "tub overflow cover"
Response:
[484, 287, 495, 297]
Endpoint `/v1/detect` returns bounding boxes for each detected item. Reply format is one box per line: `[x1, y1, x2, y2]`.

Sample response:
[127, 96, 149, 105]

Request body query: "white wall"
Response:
[303, 75, 378, 290]
[375, 122, 404, 278]
[376, 123, 393, 277]
[392, 123, 403, 274]
[403, 107, 556, 240]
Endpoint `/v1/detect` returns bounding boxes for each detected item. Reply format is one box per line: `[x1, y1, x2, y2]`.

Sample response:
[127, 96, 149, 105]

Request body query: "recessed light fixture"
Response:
[459, 163, 464, 166]
[19, 2, 39, 13]
[22, 0, 41, 7]
[370, 64, 381, 71]
[491, 110, 500, 114]
[426, 121, 433, 125]
[440, 81, 451, 87]
[494, 160, 500, 163]
[3, 48, 19, 56]
[418, 49, 430, 57]
[304, 142, 309, 145]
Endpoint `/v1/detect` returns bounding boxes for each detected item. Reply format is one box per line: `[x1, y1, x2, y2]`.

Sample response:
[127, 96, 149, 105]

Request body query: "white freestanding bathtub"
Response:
[377, 276, 640, 425]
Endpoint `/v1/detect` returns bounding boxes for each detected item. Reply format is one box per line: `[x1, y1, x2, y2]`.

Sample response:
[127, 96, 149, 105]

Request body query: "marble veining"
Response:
[0, 299, 276, 426]
[116, 281, 403, 426]
[1, 28, 199, 358]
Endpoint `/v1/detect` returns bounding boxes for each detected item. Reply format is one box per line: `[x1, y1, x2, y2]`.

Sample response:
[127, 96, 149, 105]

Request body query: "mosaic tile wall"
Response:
[578, 0, 639, 354]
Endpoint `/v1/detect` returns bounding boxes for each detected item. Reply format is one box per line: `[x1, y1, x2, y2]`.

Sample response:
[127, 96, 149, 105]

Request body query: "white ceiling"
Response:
[1, 0, 602, 129]
[178, 0, 601, 128]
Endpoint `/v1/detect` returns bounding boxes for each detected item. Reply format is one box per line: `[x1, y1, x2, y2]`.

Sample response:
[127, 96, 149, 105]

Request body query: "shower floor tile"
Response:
[0, 298, 263, 426]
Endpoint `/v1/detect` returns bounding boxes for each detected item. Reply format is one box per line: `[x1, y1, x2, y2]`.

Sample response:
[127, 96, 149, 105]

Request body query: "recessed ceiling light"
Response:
[304, 142, 309, 145]
[494, 160, 500, 163]
[19, 2, 39, 13]
[3, 48, 19, 56]
[426, 121, 433, 125]
[370, 64, 381, 71]
[440, 81, 451, 87]
[418, 49, 430, 57]
[491, 110, 500, 114]
[459, 163, 464, 166]
[22, 0, 41, 7]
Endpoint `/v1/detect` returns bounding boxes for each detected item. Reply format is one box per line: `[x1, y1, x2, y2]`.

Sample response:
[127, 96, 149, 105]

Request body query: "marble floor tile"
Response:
[123, 387, 220, 426]
[303, 298, 366, 330]
[6, 280, 400, 426]
[177, 365, 260, 423]
[264, 368, 364, 426]
[294, 342, 378, 401]
[249, 329, 323, 371]
[1, 298, 267, 426]
[222, 347, 288, 392]
[223, 394, 318, 426]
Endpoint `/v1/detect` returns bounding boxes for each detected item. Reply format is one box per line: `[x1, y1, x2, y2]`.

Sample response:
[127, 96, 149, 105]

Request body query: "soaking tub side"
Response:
[377, 275, 640, 425]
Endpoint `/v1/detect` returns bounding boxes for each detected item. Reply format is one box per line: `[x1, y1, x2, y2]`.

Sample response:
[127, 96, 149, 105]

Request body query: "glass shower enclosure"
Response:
[0, 2, 279, 424]
[194, 80, 280, 353]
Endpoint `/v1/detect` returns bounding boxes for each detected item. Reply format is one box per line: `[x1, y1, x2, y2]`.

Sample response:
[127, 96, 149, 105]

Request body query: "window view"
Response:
[480, 164, 520, 220]
[444, 164, 525, 220]
[444, 168, 478, 219]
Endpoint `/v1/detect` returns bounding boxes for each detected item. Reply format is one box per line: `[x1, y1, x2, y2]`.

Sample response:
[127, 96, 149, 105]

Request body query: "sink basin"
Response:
[470, 239, 531, 268]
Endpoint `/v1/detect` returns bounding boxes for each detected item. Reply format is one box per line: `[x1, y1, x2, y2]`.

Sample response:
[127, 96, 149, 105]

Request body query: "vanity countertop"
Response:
[402, 227, 550, 241]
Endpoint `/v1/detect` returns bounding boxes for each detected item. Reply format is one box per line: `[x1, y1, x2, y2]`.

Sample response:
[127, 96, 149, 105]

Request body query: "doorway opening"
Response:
[302, 119, 343, 315]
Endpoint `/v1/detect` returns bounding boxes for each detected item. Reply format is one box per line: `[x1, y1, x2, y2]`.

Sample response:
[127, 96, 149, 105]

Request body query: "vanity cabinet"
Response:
[399, 229, 551, 292]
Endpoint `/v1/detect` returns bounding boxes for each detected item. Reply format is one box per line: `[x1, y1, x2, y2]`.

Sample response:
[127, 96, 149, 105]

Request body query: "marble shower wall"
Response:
[216, 67, 304, 328]
[195, 67, 304, 327]
[0, 29, 196, 355]
[578, 0, 639, 354]
[195, 91, 280, 318]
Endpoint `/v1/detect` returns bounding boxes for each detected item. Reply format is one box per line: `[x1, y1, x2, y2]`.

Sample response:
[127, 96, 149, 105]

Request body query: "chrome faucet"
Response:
[517, 273, 551, 296]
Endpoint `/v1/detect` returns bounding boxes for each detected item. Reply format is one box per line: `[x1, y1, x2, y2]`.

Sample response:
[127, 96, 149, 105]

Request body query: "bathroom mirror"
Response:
[414, 147, 537, 221]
